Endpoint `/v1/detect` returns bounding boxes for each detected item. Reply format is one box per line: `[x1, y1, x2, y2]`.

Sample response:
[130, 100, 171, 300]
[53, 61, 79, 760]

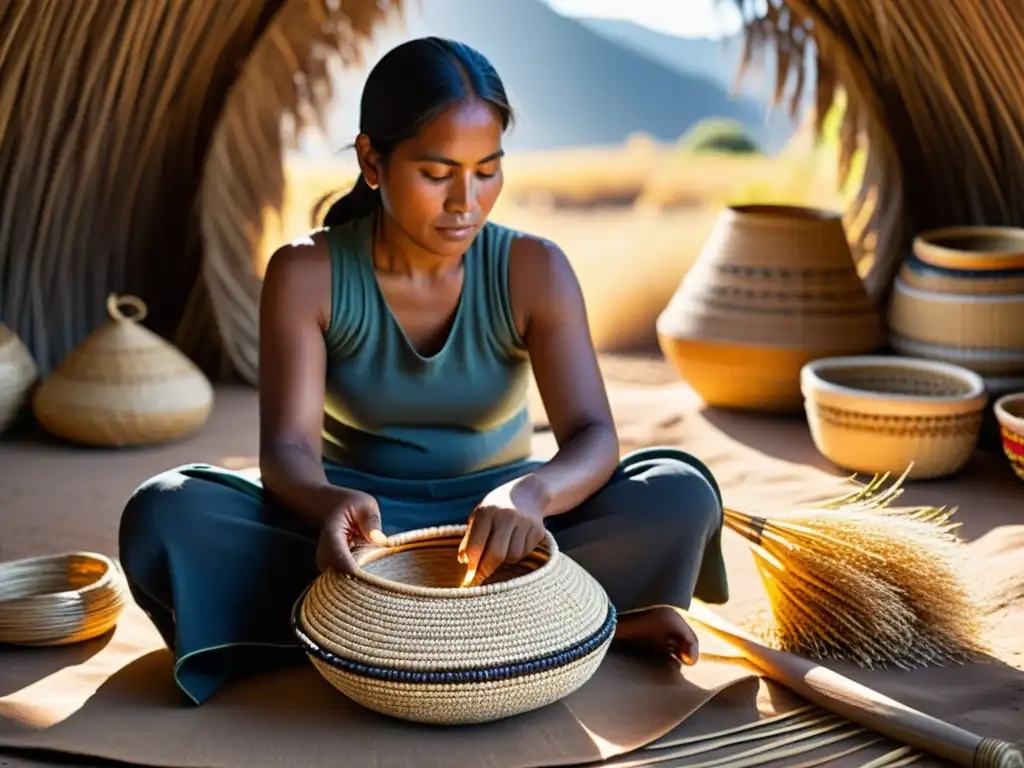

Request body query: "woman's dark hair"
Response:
[316, 37, 513, 228]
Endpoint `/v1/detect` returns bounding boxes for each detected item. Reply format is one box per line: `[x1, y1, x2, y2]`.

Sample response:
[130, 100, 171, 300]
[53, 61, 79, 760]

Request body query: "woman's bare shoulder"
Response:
[508, 232, 581, 303]
[262, 230, 334, 328]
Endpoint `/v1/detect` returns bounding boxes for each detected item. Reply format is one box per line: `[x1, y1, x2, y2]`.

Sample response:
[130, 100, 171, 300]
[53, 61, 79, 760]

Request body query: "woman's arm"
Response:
[257, 235, 348, 528]
[507, 235, 620, 518]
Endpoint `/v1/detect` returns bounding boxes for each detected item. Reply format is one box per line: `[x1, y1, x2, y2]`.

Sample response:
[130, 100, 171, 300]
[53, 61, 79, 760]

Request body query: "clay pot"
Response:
[656, 204, 885, 411]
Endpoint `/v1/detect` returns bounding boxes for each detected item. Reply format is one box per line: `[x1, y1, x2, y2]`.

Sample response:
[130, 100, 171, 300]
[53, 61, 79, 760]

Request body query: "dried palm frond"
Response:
[0, 0, 401, 382]
[723, 467, 990, 669]
[726, 0, 1024, 308]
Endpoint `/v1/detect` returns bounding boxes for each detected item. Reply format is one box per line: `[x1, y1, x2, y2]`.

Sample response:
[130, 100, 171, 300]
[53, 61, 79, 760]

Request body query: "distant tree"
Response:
[679, 118, 761, 155]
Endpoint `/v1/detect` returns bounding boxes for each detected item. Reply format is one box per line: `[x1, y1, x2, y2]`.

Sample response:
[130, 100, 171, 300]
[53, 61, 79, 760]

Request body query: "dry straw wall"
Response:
[1, 0, 1021, 384]
[732, 0, 1024, 303]
[0, 0, 401, 383]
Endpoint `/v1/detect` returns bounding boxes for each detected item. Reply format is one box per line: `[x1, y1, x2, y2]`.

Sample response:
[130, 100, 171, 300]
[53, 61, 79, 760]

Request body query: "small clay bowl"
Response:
[993, 393, 1024, 481]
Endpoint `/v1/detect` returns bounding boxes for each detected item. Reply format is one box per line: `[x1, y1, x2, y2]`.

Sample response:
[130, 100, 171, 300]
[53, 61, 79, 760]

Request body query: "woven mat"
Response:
[0, 600, 782, 768]
[2, 379, 1024, 766]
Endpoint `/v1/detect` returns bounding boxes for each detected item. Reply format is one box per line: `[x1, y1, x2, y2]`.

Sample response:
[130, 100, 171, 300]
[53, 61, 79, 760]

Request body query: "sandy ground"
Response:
[1, 353, 1022, 766]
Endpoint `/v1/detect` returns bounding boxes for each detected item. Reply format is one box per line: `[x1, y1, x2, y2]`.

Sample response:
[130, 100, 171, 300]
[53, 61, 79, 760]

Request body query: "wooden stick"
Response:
[684, 600, 1023, 768]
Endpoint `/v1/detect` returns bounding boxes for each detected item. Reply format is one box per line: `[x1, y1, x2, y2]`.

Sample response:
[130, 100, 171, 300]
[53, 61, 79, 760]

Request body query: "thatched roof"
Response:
[2, 0, 1019, 384]
[0, 0, 402, 382]
[731, 0, 1024, 303]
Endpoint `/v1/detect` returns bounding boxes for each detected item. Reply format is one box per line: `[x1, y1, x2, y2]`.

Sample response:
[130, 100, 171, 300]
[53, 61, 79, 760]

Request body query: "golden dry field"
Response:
[263, 131, 846, 351]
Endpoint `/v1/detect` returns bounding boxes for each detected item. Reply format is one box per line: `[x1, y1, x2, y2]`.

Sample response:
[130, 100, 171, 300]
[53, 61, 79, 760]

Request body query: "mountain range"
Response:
[318, 0, 803, 155]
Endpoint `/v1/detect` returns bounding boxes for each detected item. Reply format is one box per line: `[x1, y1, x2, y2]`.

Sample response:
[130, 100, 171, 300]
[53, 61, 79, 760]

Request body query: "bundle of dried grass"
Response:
[723, 468, 990, 669]
[728, 0, 1024, 306]
[0, 0, 401, 382]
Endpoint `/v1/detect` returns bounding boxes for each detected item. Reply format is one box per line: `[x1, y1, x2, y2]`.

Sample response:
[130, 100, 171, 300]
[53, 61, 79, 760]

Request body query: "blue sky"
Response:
[542, 0, 747, 38]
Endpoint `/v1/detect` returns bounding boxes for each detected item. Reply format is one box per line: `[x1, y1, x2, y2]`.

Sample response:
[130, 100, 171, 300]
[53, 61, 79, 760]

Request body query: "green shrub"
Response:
[679, 118, 761, 155]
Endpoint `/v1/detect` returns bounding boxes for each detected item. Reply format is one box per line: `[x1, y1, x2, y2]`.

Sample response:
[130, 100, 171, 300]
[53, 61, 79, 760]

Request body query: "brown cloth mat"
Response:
[0, 602, 787, 768]
[2, 366, 1024, 765]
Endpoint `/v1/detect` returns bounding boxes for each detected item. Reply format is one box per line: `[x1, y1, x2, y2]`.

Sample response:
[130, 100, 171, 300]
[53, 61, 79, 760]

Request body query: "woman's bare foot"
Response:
[613, 606, 699, 666]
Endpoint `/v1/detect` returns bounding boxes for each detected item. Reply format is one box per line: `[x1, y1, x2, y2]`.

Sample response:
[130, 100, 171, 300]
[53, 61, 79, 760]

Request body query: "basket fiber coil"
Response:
[0, 552, 129, 646]
[292, 525, 615, 725]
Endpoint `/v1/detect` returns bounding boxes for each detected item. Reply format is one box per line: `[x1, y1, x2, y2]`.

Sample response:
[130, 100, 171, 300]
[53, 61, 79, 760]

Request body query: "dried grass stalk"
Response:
[728, 0, 1024, 308]
[723, 468, 990, 669]
[0, 0, 401, 382]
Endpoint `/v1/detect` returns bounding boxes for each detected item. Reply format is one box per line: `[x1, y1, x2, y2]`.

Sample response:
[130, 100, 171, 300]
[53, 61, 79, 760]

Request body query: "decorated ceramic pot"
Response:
[657, 204, 885, 411]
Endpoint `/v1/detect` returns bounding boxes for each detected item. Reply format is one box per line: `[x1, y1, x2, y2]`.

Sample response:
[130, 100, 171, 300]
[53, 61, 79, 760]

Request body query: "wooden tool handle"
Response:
[685, 600, 1023, 768]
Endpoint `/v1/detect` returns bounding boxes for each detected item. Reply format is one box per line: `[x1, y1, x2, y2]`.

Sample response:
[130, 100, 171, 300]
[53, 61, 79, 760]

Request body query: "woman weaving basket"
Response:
[118, 37, 729, 706]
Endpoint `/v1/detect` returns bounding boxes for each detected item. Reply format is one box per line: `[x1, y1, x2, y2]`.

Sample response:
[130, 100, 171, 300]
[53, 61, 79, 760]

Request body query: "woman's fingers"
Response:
[459, 509, 493, 581]
[473, 519, 516, 586]
[505, 525, 530, 563]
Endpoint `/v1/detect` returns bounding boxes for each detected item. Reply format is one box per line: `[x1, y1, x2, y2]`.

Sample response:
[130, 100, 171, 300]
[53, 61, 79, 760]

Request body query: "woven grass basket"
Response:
[33, 294, 214, 447]
[0, 323, 38, 435]
[292, 525, 616, 725]
[656, 204, 884, 412]
[801, 356, 988, 479]
[0, 552, 129, 646]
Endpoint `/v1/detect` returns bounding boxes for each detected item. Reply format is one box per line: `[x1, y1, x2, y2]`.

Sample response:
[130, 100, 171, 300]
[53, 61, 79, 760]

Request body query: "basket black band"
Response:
[290, 586, 617, 686]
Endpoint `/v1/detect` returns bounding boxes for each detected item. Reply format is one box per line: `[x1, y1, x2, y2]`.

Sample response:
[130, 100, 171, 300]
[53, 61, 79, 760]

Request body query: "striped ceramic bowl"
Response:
[994, 393, 1024, 481]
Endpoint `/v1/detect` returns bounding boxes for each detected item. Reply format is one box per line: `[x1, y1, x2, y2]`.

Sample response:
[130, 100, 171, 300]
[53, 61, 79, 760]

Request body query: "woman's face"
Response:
[367, 98, 506, 258]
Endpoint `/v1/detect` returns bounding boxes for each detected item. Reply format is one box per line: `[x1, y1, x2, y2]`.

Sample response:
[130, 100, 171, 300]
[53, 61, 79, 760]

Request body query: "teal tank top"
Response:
[319, 213, 534, 480]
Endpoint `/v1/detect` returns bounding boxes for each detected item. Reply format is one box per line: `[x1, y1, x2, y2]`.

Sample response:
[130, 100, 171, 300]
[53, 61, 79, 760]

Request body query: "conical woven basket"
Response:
[0, 552, 129, 646]
[33, 295, 214, 447]
[0, 323, 38, 435]
[656, 205, 884, 411]
[292, 525, 615, 725]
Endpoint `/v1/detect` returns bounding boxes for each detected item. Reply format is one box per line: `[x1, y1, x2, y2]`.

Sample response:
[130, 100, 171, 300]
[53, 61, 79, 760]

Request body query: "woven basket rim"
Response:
[291, 584, 616, 684]
[0, 551, 119, 604]
[994, 393, 1024, 431]
[348, 525, 560, 599]
[801, 355, 987, 407]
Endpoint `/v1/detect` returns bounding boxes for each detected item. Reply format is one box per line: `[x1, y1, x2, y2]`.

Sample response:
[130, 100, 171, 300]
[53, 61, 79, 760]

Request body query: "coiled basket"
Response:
[0, 552, 129, 646]
[292, 525, 615, 725]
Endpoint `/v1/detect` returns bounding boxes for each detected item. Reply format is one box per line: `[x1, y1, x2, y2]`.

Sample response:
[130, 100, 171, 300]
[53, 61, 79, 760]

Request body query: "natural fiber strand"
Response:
[684, 600, 1024, 768]
[722, 467, 989, 670]
[728, 0, 1024, 308]
[857, 746, 922, 768]
[647, 704, 820, 749]
[581, 722, 869, 768]
[0, 0, 401, 382]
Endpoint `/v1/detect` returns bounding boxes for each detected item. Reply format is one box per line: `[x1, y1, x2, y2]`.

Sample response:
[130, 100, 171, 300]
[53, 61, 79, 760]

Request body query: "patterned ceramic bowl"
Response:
[993, 393, 1024, 481]
[801, 355, 987, 479]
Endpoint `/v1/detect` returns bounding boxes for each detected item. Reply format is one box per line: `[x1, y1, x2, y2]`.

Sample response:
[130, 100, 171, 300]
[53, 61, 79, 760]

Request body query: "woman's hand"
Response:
[458, 477, 548, 587]
[316, 488, 388, 574]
